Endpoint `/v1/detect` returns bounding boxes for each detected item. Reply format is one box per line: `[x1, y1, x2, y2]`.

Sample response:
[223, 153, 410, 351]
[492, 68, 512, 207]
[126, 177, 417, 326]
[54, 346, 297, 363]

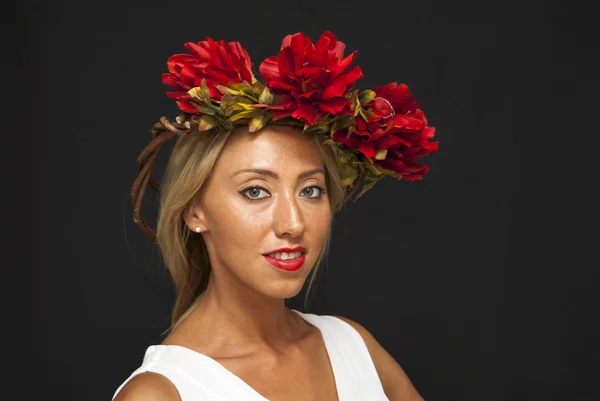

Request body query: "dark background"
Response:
[10, 0, 599, 400]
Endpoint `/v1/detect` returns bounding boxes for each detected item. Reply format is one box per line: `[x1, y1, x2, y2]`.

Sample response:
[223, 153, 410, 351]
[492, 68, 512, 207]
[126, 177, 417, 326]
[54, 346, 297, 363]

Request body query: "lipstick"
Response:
[262, 246, 306, 272]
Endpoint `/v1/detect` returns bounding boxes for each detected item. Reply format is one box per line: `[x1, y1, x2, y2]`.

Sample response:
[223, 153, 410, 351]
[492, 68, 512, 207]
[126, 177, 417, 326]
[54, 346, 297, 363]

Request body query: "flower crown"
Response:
[131, 32, 438, 242]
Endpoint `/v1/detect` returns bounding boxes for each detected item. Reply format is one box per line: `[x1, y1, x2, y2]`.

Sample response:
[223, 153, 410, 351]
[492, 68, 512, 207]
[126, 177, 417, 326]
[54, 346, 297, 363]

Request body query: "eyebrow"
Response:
[231, 167, 325, 180]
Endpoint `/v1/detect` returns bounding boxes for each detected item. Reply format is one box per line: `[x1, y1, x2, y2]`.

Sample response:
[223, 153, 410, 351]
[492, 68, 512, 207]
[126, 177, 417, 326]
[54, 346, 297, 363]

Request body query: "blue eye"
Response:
[302, 186, 325, 198]
[241, 186, 270, 200]
[240, 185, 327, 202]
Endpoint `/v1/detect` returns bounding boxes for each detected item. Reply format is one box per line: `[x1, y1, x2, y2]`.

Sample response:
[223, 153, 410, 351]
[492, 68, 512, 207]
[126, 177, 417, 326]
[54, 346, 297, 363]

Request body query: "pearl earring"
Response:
[195, 227, 201, 233]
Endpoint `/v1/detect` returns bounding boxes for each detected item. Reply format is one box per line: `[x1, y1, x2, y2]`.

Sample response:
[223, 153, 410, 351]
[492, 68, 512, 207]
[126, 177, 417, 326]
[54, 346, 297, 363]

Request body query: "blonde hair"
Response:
[155, 125, 345, 327]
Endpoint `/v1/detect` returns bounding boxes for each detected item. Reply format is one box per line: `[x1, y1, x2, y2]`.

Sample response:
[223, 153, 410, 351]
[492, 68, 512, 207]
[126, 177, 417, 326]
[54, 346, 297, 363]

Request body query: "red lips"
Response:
[262, 246, 306, 272]
[263, 246, 306, 255]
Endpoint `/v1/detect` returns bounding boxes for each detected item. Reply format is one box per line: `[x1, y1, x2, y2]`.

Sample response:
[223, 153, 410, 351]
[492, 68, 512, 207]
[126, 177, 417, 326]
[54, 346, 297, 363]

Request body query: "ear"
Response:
[182, 200, 208, 233]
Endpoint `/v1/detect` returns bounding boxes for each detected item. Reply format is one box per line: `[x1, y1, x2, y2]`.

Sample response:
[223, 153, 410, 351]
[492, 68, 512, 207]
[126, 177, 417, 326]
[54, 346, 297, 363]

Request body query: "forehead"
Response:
[215, 125, 325, 173]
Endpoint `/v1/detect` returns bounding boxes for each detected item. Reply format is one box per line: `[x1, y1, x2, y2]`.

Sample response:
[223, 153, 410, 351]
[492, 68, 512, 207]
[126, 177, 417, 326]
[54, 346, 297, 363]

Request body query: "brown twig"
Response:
[130, 116, 190, 243]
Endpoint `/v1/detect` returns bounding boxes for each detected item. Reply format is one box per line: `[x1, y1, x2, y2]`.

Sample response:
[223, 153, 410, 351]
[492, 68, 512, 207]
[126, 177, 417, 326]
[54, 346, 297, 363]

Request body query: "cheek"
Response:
[210, 201, 270, 250]
[306, 204, 332, 239]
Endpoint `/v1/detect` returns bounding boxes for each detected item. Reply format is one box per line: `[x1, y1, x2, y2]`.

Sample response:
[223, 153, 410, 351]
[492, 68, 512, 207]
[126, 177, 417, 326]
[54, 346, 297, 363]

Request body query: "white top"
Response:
[112, 310, 389, 400]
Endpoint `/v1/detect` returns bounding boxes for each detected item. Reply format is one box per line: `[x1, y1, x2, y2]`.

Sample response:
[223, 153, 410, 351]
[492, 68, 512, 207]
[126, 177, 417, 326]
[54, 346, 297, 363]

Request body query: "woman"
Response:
[114, 31, 437, 401]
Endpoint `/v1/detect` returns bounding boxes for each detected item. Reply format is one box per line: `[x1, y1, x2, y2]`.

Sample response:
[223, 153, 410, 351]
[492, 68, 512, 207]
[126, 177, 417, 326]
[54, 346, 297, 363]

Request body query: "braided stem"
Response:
[130, 116, 189, 243]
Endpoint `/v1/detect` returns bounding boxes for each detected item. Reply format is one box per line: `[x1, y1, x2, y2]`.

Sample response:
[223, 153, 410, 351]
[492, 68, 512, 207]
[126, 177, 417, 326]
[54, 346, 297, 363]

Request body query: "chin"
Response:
[249, 256, 317, 299]
[259, 278, 307, 300]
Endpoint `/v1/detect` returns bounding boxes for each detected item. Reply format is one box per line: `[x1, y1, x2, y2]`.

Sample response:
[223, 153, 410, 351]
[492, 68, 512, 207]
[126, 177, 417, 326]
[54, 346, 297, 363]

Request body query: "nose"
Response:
[273, 193, 305, 238]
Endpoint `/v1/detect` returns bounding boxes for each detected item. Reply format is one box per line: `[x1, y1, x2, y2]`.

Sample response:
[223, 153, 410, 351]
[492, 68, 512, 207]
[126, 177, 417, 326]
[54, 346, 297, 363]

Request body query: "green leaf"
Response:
[216, 85, 240, 96]
[258, 86, 273, 105]
[350, 91, 360, 114]
[228, 109, 259, 121]
[188, 81, 214, 104]
[226, 81, 258, 102]
[249, 112, 271, 132]
[340, 165, 359, 187]
[363, 109, 377, 119]
[357, 108, 368, 121]
[342, 176, 357, 188]
[189, 98, 219, 115]
[233, 101, 256, 111]
[187, 87, 205, 102]
[330, 119, 342, 135]
[375, 148, 387, 160]
[221, 93, 236, 103]
[198, 115, 217, 131]
[252, 81, 263, 92]
[305, 119, 330, 134]
[358, 89, 376, 105]
[222, 104, 235, 116]
[200, 79, 211, 100]
[196, 105, 217, 115]
[364, 160, 397, 177]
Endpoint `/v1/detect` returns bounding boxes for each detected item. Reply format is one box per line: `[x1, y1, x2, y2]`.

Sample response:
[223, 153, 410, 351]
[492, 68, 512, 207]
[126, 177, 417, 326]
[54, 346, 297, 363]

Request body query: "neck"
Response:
[185, 272, 298, 350]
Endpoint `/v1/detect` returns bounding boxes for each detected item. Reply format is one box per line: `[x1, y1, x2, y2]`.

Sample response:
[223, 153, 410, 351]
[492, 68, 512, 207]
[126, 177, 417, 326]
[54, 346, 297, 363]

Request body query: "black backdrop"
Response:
[11, 0, 599, 400]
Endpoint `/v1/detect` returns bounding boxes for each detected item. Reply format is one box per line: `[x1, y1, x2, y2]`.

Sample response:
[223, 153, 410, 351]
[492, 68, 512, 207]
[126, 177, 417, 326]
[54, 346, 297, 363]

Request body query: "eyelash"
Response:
[240, 185, 327, 201]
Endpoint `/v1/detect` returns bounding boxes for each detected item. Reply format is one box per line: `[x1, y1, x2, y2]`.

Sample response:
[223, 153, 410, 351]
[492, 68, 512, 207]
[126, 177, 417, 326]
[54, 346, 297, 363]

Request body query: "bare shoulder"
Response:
[113, 372, 180, 401]
[334, 315, 425, 401]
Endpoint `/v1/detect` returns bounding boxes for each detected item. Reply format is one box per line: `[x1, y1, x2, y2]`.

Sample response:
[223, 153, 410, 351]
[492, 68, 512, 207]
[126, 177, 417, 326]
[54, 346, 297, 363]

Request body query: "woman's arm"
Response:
[336, 316, 425, 401]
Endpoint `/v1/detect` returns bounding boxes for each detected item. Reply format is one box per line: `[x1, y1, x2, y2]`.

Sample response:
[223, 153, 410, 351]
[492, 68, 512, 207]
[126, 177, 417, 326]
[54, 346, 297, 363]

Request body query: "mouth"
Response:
[262, 250, 306, 271]
[265, 250, 305, 260]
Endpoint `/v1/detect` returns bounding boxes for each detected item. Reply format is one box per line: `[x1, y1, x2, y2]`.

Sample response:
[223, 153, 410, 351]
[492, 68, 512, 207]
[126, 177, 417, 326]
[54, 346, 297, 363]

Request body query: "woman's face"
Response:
[186, 125, 332, 299]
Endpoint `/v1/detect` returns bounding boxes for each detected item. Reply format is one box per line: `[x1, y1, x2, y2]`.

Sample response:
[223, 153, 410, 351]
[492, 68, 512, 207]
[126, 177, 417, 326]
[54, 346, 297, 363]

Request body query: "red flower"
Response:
[259, 31, 363, 125]
[162, 38, 253, 114]
[332, 83, 438, 180]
